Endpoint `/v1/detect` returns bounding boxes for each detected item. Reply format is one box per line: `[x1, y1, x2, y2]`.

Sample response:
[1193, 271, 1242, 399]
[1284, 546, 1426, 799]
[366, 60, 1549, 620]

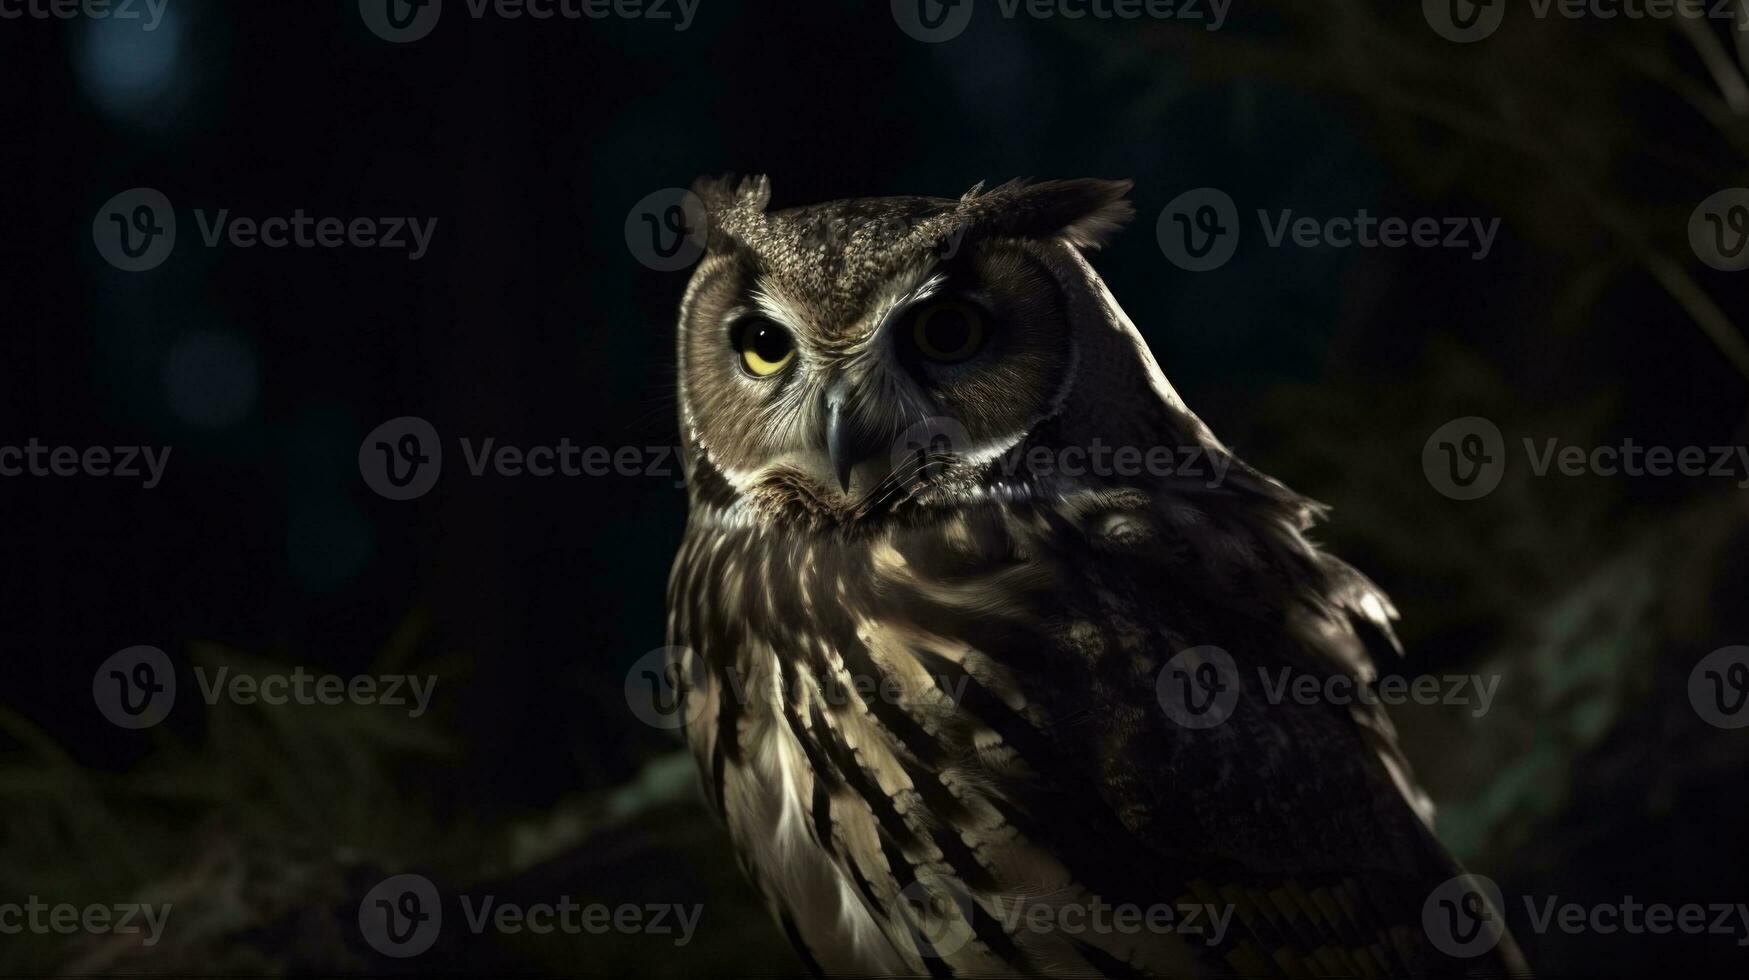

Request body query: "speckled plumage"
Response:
[666, 177, 1527, 977]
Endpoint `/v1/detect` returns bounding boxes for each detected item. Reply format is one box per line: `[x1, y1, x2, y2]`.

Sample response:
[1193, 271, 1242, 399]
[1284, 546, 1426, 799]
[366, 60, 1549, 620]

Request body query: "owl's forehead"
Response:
[714, 195, 968, 330]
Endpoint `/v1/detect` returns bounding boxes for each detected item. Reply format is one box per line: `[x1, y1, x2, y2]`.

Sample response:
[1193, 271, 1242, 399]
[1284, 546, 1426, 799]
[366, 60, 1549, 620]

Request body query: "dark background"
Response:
[4, 0, 1749, 975]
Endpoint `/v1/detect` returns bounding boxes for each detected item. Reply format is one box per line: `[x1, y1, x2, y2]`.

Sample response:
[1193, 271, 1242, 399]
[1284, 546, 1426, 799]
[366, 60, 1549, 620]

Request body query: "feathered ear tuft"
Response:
[690, 174, 771, 254]
[692, 173, 771, 213]
[969, 178, 1135, 249]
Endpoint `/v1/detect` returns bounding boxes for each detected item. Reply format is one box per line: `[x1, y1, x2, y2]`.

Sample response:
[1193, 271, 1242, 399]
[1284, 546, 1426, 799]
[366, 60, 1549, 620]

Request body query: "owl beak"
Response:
[824, 389, 856, 493]
[823, 382, 876, 494]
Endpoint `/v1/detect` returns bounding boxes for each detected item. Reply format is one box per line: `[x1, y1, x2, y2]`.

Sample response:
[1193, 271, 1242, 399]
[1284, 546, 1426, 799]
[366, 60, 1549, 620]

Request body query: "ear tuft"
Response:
[693, 173, 771, 213]
[973, 178, 1135, 249]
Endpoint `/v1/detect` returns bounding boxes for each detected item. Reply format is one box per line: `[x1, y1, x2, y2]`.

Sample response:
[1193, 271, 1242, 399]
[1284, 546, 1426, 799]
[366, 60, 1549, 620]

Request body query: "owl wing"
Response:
[872, 478, 1528, 978]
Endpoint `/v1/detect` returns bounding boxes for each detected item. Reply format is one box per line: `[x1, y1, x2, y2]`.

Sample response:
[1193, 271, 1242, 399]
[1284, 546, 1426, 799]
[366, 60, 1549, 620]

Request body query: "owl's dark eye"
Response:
[732, 317, 795, 377]
[909, 300, 986, 364]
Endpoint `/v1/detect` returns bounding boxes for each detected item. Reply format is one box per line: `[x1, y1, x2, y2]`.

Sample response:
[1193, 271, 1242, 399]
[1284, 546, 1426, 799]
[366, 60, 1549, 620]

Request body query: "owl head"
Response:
[675, 176, 1228, 527]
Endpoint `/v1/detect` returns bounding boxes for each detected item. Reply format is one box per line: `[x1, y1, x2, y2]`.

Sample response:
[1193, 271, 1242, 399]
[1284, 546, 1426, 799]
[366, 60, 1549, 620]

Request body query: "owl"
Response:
[665, 176, 1528, 977]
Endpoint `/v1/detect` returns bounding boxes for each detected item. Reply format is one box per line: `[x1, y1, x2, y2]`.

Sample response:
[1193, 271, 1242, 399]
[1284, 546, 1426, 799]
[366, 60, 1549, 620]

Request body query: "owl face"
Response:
[676, 177, 1139, 524]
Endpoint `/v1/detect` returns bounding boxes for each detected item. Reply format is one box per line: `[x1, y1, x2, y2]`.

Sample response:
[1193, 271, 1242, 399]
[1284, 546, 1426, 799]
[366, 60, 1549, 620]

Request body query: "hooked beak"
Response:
[823, 380, 879, 493]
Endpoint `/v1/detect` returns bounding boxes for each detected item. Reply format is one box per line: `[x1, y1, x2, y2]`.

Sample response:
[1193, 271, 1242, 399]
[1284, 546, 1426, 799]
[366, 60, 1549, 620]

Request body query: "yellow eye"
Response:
[734, 318, 795, 377]
[911, 300, 986, 363]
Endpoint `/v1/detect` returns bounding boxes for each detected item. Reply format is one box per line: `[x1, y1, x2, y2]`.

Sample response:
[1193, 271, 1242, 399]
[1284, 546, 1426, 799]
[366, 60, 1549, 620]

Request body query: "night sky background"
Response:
[4, 0, 1749, 975]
